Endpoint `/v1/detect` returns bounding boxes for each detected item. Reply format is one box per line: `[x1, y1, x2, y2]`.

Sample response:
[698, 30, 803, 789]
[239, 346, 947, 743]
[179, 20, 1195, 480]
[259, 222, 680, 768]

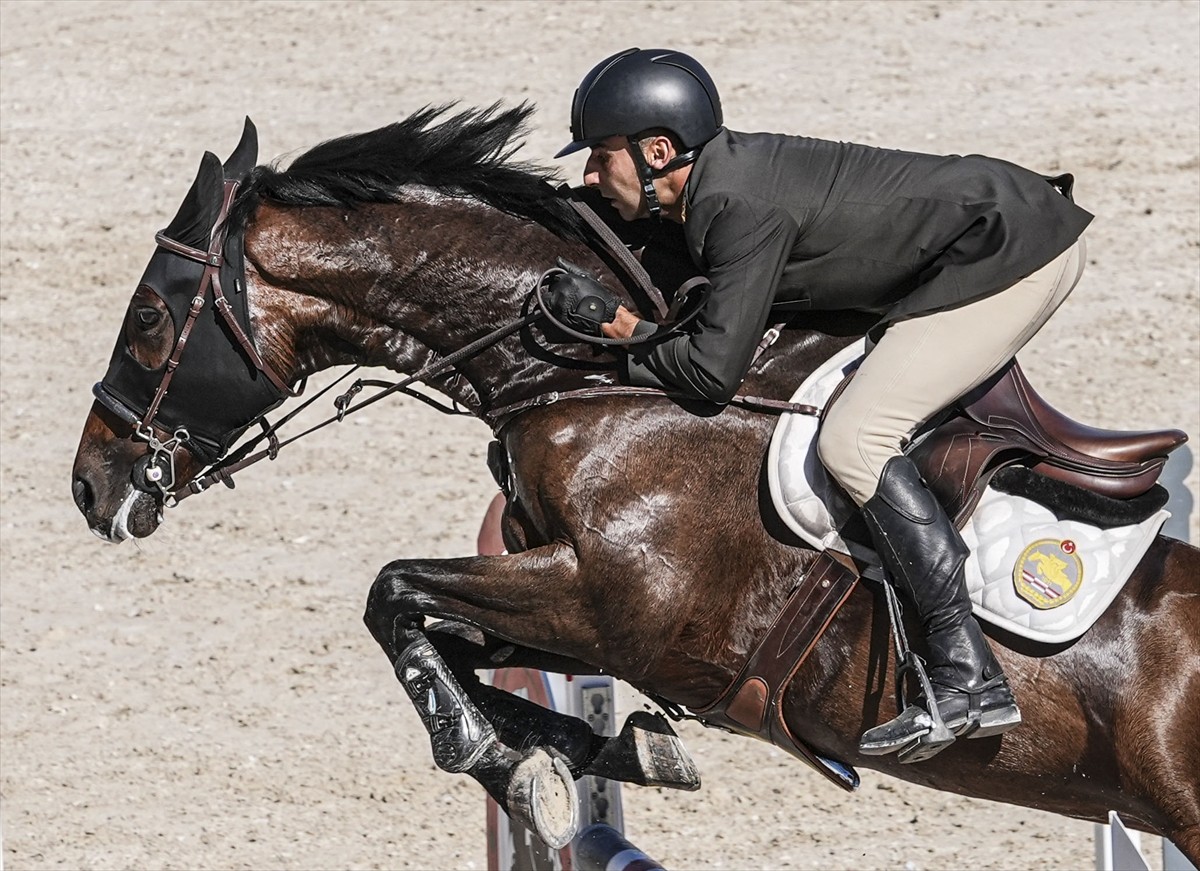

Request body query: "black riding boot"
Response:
[857, 456, 1021, 761]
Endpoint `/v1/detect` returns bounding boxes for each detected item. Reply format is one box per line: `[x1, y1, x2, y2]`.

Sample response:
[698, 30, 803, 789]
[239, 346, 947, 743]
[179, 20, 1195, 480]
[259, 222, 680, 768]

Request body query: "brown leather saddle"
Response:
[905, 358, 1186, 523]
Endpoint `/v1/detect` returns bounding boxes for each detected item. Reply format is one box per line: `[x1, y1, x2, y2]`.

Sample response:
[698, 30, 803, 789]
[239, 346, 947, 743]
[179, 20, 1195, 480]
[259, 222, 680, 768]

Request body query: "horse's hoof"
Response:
[584, 710, 701, 790]
[506, 749, 579, 849]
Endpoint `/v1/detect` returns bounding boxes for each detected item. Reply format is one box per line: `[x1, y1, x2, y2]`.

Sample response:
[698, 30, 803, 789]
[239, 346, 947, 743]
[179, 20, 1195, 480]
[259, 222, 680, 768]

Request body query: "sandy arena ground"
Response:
[1, 1, 1197, 868]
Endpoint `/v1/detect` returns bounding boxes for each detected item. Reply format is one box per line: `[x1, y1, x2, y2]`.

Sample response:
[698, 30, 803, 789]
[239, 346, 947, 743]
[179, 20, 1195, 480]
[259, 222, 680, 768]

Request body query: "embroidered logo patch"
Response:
[1014, 539, 1084, 609]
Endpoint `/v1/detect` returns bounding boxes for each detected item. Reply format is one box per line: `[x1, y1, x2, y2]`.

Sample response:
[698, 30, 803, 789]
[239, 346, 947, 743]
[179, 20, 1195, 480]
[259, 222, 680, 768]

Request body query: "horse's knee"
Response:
[363, 561, 427, 656]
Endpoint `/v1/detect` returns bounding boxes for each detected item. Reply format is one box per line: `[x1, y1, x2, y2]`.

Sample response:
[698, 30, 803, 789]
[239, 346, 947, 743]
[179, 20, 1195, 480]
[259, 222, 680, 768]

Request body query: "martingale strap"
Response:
[693, 551, 860, 791]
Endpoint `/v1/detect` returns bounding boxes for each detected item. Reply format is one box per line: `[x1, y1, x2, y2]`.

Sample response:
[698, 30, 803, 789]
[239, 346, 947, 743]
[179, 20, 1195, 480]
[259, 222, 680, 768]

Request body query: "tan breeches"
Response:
[817, 238, 1086, 506]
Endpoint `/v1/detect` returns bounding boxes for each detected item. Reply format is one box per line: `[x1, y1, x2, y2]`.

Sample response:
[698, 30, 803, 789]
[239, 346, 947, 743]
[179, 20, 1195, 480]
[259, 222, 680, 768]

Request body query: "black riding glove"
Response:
[543, 257, 621, 336]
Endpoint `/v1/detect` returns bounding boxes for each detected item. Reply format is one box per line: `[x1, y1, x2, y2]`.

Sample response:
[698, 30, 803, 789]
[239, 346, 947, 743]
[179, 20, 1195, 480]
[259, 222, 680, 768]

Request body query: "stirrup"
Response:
[859, 649, 955, 763]
[860, 576, 957, 763]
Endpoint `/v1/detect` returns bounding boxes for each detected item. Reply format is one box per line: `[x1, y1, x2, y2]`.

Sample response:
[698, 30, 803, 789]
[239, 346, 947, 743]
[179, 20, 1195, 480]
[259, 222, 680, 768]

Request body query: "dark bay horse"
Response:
[71, 106, 1200, 860]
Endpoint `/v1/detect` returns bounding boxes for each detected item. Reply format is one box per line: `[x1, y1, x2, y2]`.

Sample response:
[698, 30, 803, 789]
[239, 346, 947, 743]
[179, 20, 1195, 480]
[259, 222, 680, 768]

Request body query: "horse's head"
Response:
[72, 106, 642, 541]
[72, 119, 292, 541]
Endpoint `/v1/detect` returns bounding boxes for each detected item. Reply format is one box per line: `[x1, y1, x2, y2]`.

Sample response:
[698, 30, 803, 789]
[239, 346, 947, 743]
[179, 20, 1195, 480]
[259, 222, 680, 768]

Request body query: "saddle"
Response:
[905, 359, 1187, 524]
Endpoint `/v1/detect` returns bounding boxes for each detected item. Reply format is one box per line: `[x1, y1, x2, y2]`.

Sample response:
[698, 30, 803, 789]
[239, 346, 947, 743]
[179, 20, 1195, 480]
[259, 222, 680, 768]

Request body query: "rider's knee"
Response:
[817, 413, 898, 506]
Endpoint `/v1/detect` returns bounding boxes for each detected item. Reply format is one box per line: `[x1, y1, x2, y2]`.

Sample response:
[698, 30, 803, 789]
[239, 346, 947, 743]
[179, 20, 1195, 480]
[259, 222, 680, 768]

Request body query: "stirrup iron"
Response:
[859, 579, 955, 762]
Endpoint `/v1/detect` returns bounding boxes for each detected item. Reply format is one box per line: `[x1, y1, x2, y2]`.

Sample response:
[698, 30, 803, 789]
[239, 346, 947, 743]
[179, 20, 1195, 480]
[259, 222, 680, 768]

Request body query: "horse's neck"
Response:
[245, 198, 620, 412]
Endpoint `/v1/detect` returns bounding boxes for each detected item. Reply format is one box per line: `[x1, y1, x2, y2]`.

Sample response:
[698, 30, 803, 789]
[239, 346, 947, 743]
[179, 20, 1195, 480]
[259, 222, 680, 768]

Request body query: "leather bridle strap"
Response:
[140, 281, 206, 431]
[137, 182, 242, 431]
[151, 181, 293, 399]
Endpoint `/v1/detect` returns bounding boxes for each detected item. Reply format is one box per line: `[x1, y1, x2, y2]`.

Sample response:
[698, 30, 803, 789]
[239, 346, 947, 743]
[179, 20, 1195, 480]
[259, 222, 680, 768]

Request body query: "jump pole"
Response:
[573, 823, 665, 871]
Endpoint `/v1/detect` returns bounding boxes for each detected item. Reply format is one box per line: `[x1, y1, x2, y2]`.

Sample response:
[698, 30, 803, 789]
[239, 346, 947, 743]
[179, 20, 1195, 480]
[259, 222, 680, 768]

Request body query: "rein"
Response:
[174, 305, 542, 503]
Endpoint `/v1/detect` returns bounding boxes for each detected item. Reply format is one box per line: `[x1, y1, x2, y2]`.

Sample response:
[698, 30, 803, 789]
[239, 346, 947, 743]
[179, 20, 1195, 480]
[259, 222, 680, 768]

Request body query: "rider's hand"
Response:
[544, 258, 622, 337]
[601, 306, 643, 339]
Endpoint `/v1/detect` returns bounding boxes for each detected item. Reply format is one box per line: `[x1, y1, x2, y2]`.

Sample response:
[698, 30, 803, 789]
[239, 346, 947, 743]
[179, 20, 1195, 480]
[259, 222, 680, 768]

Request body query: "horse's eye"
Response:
[135, 307, 162, 330]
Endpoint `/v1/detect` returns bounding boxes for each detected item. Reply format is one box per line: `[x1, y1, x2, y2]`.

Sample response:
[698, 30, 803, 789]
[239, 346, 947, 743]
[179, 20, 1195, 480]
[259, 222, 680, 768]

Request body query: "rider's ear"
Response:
[648, 135, 675, 170]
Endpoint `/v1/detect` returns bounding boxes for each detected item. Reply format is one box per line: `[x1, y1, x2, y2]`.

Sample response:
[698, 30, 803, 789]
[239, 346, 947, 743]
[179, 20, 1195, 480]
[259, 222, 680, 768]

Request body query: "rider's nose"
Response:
[72, 473, 94, 517]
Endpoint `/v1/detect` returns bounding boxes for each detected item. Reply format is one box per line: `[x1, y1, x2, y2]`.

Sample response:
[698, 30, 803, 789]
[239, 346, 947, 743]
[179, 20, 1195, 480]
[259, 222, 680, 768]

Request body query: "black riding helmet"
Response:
[556, 48, 723, 218]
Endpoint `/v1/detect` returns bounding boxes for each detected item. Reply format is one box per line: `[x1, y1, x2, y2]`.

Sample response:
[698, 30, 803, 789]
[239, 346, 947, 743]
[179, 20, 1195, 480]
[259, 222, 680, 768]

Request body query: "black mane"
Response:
[228, 103, 585, 240]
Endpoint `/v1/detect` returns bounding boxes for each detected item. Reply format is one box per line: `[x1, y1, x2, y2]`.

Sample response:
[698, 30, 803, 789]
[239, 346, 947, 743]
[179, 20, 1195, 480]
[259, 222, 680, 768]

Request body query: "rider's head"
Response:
[556, 48, 723, 222]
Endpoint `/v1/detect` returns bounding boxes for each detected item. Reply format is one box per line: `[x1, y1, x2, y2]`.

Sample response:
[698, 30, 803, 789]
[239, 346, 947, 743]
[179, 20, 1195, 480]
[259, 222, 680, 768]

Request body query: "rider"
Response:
[544, 47, 1092, 761]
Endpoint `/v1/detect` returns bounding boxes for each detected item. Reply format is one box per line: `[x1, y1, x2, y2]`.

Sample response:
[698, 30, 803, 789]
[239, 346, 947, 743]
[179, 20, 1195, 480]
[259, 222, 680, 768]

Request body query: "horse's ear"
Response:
[222, 117, 258, 180]
[162, 151, 225, 248]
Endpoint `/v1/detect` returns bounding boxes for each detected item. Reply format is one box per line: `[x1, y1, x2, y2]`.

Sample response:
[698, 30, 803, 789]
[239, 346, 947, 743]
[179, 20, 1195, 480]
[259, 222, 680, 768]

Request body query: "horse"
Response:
[71, 105, 1200, 861]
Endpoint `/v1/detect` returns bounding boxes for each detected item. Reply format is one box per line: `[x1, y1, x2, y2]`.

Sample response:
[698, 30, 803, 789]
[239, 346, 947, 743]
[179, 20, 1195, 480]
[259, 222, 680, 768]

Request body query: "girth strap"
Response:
[693, 551, 860, 791]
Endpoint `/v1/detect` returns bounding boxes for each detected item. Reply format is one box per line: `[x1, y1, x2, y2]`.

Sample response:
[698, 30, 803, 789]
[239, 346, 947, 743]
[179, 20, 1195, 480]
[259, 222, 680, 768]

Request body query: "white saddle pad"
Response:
[766, 340, 1169, 645]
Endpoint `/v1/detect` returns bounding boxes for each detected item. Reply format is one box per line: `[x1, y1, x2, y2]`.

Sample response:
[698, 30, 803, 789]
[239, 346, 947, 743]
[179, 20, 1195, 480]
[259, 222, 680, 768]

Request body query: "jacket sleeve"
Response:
[623, 193, 798, 403]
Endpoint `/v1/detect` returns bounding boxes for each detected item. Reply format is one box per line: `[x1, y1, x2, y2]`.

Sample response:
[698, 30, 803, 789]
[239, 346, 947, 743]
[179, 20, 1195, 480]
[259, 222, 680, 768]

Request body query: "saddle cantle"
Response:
[909, 359, 1187, 522]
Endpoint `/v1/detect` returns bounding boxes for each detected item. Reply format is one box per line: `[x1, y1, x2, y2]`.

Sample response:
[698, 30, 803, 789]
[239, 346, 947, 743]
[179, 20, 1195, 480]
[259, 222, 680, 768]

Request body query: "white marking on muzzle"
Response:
[103, 487, 142, 543]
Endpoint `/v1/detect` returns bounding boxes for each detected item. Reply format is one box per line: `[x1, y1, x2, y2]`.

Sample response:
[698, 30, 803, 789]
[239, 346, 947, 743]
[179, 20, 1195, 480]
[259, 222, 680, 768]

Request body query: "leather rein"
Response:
[144, 194, 818, 505]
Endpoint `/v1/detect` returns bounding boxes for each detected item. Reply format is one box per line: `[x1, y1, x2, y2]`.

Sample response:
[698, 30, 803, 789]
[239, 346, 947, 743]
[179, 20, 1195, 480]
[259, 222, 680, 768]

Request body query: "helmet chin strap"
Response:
[627, 137, 663, 220]
[627, 137, 701, 221]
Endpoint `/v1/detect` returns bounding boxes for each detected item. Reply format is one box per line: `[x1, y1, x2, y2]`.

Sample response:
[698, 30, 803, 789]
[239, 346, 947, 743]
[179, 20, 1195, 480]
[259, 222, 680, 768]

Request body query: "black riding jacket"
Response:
[622, 128, 1093, 403]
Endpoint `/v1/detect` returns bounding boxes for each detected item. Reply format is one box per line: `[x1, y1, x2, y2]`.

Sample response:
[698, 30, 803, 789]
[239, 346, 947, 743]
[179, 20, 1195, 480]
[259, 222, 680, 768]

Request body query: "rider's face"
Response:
[583, 136, 648, 221]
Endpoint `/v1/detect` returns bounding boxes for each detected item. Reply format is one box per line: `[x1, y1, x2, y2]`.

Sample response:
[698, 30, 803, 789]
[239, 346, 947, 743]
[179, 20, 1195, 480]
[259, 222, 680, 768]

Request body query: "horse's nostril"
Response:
[72, 475, 94, 516]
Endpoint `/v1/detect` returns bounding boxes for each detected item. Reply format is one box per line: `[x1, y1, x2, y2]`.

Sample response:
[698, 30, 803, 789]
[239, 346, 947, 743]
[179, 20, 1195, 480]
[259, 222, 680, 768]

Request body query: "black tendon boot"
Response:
[858, 456, 1021, 761]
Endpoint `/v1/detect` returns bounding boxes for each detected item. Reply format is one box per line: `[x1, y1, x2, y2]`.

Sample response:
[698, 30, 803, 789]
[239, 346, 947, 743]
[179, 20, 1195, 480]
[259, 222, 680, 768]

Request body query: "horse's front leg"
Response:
[363, 544, 591, 848]
[424, 622, 701, 791]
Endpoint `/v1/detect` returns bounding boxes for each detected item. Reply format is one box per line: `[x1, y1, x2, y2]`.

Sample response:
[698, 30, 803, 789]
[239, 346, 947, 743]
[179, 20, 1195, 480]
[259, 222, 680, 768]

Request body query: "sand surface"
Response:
[2, 1, 1197, 868]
